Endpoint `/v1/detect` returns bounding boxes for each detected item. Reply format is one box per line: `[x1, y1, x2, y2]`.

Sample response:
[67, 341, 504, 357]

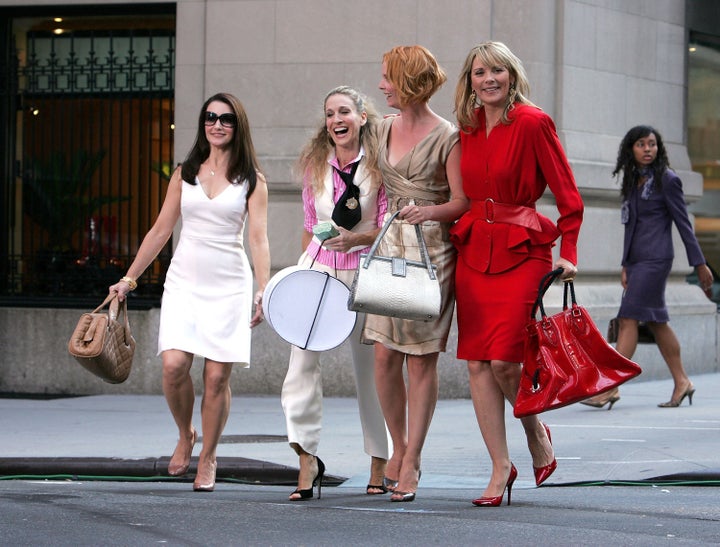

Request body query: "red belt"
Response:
[470, 199, 541, 231]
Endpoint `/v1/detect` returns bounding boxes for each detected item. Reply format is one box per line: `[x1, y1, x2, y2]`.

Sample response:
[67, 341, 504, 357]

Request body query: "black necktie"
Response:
[331, 161, 362, 230]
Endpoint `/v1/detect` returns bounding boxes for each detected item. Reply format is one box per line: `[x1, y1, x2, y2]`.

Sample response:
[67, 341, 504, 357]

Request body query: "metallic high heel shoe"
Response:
[658, 384, 695, 408]
[472, 463, 517, 507]
[534, 423, 557, 487]
[390, 470, 421, 502]
[289, 456, 325, 501]
[193, 459, 217, 492]
[168, 428, 198, 477]
[382, 476, 398, 492]
[580, 388, 620, 410]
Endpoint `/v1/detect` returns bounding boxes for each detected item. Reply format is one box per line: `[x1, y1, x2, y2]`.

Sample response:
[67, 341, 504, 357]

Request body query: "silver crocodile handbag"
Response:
[348, 210, 441, 321]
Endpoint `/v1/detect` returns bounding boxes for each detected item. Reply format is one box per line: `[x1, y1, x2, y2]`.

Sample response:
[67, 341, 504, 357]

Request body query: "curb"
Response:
[0, 457, 347, 486]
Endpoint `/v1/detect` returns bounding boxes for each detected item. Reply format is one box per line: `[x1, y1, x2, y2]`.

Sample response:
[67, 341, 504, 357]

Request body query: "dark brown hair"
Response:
[181, 92, 261, 199]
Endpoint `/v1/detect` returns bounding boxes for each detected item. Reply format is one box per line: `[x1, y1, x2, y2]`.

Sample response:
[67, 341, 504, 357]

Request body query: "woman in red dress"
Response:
[451, 42, 584, 506]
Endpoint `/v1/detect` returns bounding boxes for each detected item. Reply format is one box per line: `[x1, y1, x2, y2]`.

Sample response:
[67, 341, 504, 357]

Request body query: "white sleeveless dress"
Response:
[158, 178, 253, 366]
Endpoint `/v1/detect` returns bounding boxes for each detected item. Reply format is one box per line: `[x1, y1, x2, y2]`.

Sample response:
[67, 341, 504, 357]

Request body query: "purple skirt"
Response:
[617, 259, 671, 323]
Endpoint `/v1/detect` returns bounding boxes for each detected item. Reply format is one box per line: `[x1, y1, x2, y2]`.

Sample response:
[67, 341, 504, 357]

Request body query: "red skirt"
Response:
[455, 252, 552, 363]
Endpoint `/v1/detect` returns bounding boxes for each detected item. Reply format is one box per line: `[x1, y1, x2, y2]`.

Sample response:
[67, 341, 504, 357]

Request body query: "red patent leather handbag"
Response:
[514, 269, 642, 418]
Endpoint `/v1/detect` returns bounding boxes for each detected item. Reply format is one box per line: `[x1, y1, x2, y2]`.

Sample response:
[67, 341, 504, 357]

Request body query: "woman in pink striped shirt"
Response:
[280, 86, 390, 500]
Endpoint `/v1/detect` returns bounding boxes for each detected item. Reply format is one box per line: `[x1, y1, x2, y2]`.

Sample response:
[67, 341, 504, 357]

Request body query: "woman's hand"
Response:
[250, 290, 265, 327]
[108, 278, 135, 302]
[697, 263, 714, 297]
[554, 257, 578, 281]
[323, 227, 357, 253]
[399, 204, 428, 225]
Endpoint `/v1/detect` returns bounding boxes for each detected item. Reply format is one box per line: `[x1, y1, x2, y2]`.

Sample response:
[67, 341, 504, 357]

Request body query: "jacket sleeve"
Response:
[663, 170, 706, 267]
[534, 114, 584, 265]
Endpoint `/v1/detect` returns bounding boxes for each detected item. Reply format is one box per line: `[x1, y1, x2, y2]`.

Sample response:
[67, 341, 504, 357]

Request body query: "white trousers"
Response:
[280, 254, 389, 458]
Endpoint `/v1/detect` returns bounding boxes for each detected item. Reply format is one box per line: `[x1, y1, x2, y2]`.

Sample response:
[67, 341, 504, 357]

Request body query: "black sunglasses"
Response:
[204, 111, 237, 128]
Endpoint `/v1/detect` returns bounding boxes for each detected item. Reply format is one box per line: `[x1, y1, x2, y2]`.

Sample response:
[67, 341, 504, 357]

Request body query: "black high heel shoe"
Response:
[658, 384, 695, 408]
[289, 456, 325, 501]
[472, 463, 517, 507]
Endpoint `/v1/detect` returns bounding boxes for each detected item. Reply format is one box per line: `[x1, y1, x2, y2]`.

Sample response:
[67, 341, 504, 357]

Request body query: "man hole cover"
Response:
[217, 434, 288, 444]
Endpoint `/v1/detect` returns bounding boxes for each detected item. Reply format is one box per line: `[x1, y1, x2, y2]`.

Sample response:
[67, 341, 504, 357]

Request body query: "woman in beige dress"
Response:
[363, 45, 469, 502]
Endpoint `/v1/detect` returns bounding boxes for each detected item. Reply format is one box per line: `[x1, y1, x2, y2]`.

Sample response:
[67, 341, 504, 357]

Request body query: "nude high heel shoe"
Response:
[658, 384, 695, 408]
[168, 428, 198, 477]
[580, 388, 620, 410]
[193, 459, 217, 492]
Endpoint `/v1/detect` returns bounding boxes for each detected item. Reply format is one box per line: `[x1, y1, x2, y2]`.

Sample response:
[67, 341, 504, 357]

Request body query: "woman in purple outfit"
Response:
[582, 125, 713, 409]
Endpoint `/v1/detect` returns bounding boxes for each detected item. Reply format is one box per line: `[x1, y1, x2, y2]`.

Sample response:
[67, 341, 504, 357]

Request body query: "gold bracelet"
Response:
[120, 276, 138, 291]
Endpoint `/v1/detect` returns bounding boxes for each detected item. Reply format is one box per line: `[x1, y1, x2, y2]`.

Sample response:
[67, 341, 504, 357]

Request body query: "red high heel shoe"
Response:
[534, 423, 557, 486]
[472, 463, 517, 507]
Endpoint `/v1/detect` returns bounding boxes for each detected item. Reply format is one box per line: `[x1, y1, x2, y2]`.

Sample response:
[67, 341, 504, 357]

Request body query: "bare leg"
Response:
[467, 360, 512, 498]
[583, 317, 639, 407]
[374, 343, 406, 485]
[615, 317, 639, 360]
[392, 352, 439, 497]
[489, 360, 554, 470]
[649, 322, 694, 402]
[162, 350, 197, 475]
[194, 359, 233, 490]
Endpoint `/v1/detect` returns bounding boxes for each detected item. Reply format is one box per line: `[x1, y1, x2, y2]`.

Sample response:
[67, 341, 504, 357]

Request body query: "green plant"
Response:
[151, 160, 175, 182]
[23, 149, 130, 251]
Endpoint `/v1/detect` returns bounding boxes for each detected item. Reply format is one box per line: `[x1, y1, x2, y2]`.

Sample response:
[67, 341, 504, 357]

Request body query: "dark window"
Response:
[1, 6, 175, 308]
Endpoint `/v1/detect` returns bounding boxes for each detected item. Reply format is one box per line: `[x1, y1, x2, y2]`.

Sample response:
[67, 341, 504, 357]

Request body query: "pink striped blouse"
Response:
[302, 155, 387, 270]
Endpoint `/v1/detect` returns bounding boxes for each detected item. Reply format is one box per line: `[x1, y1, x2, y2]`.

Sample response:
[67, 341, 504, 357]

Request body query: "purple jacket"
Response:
[622, 169, 706, 267]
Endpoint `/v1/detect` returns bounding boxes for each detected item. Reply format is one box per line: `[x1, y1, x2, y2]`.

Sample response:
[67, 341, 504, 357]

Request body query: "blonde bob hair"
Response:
[454, 41, 536, 131]
[383, 45, 447, 108]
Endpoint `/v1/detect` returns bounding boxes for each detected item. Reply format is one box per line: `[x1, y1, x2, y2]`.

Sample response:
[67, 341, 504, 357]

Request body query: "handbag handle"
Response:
[360, 210, 436, 281]
[96, 293, 133, 344]
[531, 267, 564, 319]
[562, 276, 577, 310]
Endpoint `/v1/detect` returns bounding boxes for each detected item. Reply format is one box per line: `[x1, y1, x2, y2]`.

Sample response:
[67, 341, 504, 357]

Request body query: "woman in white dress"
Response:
[110, 92, 270, 492]
[281, 86, 389, 500]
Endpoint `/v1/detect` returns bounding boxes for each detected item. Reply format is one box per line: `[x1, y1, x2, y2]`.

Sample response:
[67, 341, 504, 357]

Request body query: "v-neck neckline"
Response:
[196, 176, 232, 201]
[386, 117, 443, 169]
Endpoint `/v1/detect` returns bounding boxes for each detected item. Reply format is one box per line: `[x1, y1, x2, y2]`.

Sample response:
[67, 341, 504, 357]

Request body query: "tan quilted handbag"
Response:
[68, 293, 136, 384]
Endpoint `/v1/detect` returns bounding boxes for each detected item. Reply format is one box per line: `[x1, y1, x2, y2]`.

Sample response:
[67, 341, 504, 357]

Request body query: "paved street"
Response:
[2, 373, 719, 545]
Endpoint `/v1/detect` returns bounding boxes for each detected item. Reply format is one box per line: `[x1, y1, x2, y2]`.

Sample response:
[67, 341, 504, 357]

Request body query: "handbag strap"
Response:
[93, 293, 117, 314]
[302, 271, 332, 350]
[531, 267, 564, 319]
[562, 277, 577, 310]
[361, 210, 436, 281]
[97, 293, 133, 343]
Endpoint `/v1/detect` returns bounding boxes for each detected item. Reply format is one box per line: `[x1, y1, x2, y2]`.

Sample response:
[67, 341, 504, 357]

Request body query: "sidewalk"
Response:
[2, 373, 719, 490]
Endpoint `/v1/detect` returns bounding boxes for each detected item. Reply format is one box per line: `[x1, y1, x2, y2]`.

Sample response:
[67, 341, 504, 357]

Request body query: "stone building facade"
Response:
[0, 0, 717, 397]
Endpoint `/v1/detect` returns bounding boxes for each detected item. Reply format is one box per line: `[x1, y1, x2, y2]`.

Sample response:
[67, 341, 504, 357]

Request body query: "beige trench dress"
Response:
[362, 116, 459, 354]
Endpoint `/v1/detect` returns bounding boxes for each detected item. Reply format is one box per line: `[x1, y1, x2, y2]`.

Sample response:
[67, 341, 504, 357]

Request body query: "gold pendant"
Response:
[346, 197, 359, 210]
